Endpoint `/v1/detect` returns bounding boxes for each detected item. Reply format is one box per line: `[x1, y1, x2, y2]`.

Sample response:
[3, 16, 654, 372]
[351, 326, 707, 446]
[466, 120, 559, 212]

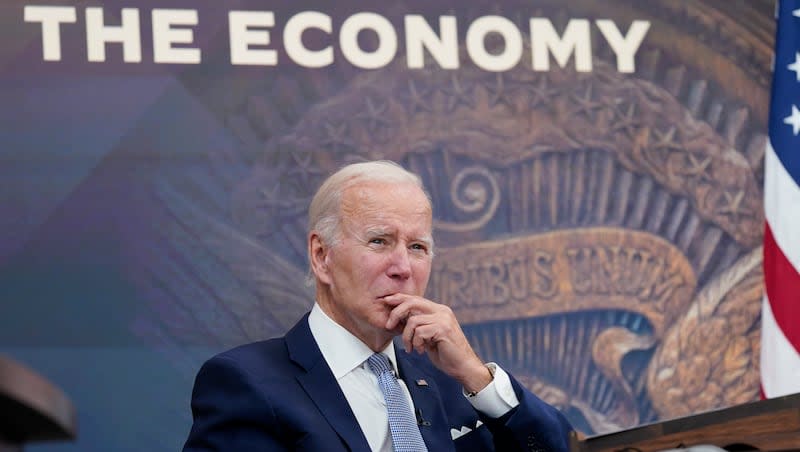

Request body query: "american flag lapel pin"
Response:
[415, 379, 428, 387]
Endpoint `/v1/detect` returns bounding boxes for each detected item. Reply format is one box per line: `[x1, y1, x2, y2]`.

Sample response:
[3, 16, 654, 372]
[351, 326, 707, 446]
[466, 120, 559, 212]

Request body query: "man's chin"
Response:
[369, 315, 403, 338]
[385, 324, 405, 337]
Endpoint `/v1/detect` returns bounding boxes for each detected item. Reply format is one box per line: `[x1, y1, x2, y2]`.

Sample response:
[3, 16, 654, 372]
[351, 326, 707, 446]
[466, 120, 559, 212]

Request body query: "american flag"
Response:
[762, 0, 800, 398]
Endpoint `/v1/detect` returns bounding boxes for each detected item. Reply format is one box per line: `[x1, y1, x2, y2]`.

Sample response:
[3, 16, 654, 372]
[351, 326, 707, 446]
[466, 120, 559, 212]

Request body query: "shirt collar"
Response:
[308, 303, 399, 380]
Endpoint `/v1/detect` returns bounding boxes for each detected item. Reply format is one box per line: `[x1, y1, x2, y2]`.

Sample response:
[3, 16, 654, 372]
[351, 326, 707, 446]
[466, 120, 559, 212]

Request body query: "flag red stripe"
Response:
[763, 222, 800, 355]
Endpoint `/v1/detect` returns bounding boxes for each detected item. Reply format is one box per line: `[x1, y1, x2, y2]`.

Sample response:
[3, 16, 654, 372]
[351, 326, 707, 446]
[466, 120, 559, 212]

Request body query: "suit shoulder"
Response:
[201, 337, 292, 380]
[217, 337, 287, 361]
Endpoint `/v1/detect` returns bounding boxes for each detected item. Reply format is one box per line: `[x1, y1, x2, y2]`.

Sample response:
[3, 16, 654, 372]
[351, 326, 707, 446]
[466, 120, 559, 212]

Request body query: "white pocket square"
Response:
[450, 426, 472, 440]
[450, 419, 485, 440]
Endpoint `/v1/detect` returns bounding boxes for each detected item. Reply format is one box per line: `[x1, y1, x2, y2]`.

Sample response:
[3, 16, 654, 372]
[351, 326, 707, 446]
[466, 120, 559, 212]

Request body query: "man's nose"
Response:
[387, 246, 412, 280]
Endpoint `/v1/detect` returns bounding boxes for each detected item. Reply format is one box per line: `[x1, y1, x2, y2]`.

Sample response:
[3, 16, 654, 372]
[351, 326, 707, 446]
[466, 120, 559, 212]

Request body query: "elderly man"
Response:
[183, 160, 573, 451]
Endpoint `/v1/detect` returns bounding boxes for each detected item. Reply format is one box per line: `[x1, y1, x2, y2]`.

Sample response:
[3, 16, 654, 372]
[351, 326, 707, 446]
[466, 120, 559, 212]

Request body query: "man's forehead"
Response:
[341, 181, 432, 212]
[344, 211, 432, 234]
[339, 182, 433, 238]
[344, 179, 425, 197]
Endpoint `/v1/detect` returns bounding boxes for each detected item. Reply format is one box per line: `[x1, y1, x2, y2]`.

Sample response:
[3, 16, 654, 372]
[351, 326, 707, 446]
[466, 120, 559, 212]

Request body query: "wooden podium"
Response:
[0, 355, 76, 451]
[572, 393, 800, 452]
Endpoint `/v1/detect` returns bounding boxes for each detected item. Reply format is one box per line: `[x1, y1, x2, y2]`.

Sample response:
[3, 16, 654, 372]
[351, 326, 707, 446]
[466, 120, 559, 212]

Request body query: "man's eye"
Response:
[369, 238, 386, 245]
[410, 243, 427, 252]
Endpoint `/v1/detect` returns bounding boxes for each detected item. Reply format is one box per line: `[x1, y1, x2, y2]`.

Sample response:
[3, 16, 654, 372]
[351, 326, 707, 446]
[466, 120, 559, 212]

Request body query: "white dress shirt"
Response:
[308, 303, 519, 452]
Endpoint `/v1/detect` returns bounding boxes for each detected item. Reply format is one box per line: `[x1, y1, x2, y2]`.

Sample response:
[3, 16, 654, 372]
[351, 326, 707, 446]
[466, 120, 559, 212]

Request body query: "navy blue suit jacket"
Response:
[183, 314, 572, 451]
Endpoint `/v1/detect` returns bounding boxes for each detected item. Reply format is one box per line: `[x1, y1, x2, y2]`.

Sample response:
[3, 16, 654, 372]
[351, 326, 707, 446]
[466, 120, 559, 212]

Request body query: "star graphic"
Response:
[716, 190, 745, 217]
[649, 126, 683, 153]
[788, 52, 800, 81]
[356, 97, 390, 133]
[288, 150, 323, 188]
[404, 79, 433, 115]
[610, 103, 642, 139]
[784, 104, 800, 136]
[441, 75, 475, 112]
[258, 182, 294, 219]
[320, 121, 355, 153]
[569, 83, 605, 122]
[794, 8, 800, 17]
[486, 74, 516, 112]
[518, 76, 557, 111]
[680, 152, 712, 179]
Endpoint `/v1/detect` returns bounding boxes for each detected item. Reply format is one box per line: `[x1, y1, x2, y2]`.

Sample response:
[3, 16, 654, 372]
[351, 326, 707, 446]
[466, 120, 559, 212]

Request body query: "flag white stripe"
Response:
[764, 141, 800, 273]
[760, 293, 800, 398]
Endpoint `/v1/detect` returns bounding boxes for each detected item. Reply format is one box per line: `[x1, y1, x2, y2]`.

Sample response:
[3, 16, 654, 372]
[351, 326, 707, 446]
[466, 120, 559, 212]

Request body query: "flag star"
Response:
[784, 105, 800, 135]
[795, 8, 800, 17]
[790, 52, 800, 81]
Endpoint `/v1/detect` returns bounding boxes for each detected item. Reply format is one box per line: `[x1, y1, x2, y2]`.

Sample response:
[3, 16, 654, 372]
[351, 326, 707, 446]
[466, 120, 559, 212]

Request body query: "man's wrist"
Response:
[464, 363, 496, 397]
[464, 363, 520, 418]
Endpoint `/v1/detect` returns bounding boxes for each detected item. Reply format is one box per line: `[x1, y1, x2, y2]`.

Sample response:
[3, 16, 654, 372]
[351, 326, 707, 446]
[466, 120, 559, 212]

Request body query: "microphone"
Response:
[415, 408, 431, 426]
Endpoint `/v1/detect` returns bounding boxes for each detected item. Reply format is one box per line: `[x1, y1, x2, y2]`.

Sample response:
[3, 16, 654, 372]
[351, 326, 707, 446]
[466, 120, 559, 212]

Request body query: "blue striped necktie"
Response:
[367, 353, 428, 452]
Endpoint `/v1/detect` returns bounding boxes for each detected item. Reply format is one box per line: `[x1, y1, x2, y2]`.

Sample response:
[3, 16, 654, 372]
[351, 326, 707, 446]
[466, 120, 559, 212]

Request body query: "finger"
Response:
[401, 312, 418, 352]
[386, 302, 410, 331]
[410, 323, 440, 354]
[381, 293, 411, 306]
[384, 297, 429, 329]
[402, 314, 437, 353]
[382, 293, 437, 307]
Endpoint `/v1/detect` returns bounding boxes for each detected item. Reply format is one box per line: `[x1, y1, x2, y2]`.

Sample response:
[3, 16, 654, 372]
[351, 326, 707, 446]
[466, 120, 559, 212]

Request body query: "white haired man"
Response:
[184, 160, 573, 451]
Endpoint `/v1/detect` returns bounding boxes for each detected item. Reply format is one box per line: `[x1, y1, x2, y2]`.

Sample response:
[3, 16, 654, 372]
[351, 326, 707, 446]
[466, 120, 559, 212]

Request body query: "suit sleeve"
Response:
[183, 356, 287, 451]
[478, 372, 574, 452]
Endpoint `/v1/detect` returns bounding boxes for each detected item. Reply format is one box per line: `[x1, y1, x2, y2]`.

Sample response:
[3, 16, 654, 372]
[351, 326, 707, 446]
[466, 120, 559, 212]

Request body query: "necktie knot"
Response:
[367, 353, 393, 376]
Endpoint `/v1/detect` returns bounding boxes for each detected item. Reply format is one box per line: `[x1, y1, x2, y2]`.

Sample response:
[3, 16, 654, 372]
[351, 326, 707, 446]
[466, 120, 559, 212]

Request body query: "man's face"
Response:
[313, 180, 433, 347]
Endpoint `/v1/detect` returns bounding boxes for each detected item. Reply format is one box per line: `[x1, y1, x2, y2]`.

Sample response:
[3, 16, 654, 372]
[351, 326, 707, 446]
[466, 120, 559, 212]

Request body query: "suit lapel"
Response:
[395, 346, 457, 452]
[286, 316, 371, 452]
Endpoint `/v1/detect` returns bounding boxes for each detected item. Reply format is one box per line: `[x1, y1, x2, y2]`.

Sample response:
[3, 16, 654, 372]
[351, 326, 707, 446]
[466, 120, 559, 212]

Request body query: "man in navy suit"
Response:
[184, 161, 573, 451]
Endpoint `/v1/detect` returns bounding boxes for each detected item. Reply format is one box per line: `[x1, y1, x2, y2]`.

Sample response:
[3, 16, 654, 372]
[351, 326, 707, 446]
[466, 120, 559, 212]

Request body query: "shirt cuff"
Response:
[463, 363, 520, 418]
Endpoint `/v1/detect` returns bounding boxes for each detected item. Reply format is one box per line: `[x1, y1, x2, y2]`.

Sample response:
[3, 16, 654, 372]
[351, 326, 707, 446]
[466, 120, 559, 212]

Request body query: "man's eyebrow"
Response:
[415, 235, 434, 248]
[360, 226, 433, 247]
[364, 226, 391, 237]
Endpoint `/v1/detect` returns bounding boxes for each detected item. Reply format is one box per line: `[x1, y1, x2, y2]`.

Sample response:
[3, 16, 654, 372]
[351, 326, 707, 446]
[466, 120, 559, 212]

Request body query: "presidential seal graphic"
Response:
[138, 0, 772, 435]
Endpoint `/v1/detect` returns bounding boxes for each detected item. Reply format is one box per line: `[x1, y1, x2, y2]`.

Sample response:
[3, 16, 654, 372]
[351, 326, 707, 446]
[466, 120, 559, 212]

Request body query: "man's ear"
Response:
[309, 233, 332, 284]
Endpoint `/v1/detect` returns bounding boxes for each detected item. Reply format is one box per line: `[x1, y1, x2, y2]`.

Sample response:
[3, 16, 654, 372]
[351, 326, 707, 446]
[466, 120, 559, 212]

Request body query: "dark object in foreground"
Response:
[570, 393, 800, 452]
[0, 355, 76, 451]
